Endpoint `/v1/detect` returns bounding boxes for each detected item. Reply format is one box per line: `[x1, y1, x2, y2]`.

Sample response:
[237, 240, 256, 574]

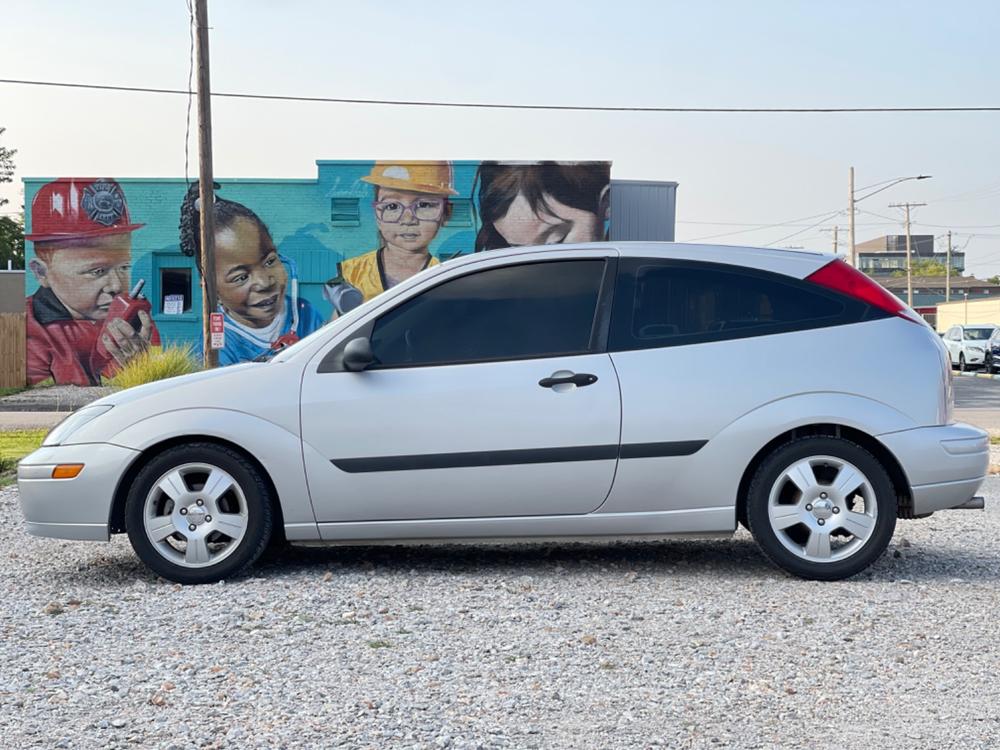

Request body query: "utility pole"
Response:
[946, 230, 952, 303]
[195, 0, 218, 368]
[820, 226, 840, 255]
[848, 167, 856, 266]
[890, 202, 926, 308]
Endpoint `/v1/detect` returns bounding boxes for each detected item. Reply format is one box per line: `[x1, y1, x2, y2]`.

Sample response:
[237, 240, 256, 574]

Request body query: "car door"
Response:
[946, 327, 959, 362]
[299, 254, 622, 523]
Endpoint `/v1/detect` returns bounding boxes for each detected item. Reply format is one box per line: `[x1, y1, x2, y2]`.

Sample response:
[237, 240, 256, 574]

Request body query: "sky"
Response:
[2, 0, 999, 273]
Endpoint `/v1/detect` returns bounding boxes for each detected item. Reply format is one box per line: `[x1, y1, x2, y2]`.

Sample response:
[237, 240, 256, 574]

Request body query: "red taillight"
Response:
[805, 259, 917, 323]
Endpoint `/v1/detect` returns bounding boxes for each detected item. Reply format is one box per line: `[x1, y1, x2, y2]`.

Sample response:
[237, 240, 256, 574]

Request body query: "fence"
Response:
[0, 314, 26, 388]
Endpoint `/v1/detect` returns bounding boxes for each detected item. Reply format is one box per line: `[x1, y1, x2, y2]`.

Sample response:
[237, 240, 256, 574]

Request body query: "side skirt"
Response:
[313, 506, 735, 544]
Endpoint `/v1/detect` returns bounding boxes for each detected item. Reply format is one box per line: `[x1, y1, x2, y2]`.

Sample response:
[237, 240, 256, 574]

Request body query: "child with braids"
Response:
[179, 184, 325, 365]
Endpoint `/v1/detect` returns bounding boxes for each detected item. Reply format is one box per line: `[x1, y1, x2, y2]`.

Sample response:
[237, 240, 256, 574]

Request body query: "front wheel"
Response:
[125, 443, 274, 584]
[746, 437, 896, 581]
[959, 353, 967, 372]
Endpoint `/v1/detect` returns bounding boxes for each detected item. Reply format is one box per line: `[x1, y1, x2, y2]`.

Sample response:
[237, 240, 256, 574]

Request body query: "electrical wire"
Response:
[764, 211, 844, 248]
[1, 78, 999, 113]
[680, 210, 848, 242]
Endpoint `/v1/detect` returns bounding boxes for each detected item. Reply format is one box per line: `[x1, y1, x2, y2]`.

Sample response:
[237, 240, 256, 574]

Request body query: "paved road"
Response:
[953, 374, 1000, 408]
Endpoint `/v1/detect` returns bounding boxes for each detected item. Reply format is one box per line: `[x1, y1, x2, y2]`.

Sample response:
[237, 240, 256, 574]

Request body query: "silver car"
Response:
[17, 243, 988, 584]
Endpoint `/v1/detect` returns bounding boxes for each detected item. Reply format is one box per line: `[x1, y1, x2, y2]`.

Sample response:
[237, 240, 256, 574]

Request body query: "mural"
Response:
[25, 178, 161, 386]
[24, 161, 611, 380]
[178, 184, 325, 365]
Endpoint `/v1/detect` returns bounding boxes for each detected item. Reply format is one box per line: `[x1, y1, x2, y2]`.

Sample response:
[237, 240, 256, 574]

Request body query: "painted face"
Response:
[35, 234, 132, 321]
[492, 192, 604, 247]
[214, 216, 287, 328]
[375, 188, 445, 253]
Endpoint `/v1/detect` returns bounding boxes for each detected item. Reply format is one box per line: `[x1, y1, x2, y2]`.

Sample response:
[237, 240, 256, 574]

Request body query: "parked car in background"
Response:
[942, 324, 999, 371]
[984, 329, 1000, 373]
[17, 243, 988, 584]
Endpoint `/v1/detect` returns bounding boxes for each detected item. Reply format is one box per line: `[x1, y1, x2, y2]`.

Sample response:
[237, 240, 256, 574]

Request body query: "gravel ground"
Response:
[2, 482, 1000, 750]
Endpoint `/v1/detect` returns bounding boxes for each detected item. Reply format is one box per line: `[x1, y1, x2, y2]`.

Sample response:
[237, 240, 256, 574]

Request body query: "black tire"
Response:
[746, 436, 897, 581]
[959, 353, 967, 372]
[125, 443, 274, 585]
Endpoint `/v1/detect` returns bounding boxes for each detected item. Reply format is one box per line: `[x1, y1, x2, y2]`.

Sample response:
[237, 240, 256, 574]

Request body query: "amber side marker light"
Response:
[51, 464, 84, 479]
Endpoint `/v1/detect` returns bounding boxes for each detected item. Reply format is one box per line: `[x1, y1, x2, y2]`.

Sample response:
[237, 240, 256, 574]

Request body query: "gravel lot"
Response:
[2, 481, 1000, 750]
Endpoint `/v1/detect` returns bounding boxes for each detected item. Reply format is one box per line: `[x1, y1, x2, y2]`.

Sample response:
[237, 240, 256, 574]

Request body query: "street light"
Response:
[848, 170, 932, 267]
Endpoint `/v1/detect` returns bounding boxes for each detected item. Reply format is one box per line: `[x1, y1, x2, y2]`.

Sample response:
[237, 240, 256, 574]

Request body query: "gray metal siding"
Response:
[0, 271, 24, 313]
[610, 180, 677, 242]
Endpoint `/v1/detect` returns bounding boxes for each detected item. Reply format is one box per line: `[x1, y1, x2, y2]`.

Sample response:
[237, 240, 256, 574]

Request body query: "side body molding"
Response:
[108, 408, 320, 540]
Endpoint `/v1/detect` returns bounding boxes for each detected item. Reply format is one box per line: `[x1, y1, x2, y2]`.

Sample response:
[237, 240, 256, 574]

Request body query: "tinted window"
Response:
[371, 260, 606, 367]
[610, 260, 859, 351]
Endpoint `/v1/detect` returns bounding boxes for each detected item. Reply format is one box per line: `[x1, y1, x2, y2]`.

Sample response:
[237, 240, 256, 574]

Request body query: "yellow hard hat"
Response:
[361, 161, 458, 196]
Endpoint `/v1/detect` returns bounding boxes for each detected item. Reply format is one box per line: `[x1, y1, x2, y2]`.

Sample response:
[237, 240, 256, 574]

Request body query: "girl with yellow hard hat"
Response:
[336, 161, 457, 305]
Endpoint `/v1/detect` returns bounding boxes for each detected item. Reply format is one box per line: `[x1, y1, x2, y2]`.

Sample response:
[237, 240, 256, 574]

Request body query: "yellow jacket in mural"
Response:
[341, 249, 439, 302]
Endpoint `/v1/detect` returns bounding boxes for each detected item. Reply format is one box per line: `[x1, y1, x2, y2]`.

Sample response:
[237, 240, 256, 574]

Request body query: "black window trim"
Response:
[609, 257, 890, 353]
[318, 256, 617, 373]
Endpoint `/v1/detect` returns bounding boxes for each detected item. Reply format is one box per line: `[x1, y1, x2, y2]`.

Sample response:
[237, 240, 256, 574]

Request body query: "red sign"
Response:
[209, 312, 225, 350]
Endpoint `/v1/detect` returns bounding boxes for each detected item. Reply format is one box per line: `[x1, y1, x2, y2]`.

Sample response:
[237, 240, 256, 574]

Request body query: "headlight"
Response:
[43, 405, 114, 446]
[968, 346, 984, 353]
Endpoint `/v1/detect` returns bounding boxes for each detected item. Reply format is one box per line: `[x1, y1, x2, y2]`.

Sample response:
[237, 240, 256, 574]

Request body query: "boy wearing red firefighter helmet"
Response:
[25, 178, 160, 386]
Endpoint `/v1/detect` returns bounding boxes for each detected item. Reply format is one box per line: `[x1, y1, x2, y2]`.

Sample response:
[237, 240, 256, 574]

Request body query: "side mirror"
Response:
[342, 336, 376, 372]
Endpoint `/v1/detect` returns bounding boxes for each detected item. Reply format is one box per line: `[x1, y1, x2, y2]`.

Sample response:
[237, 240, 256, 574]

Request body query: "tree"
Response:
[0, 127, 23, 269]
[891, 259, 949, 277]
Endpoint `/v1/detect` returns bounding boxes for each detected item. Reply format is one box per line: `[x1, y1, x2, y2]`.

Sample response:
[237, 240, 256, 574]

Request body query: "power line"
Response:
[681, 209, 847, 242]
[765, 211, 844, 248]
[2, 78, 999, 113]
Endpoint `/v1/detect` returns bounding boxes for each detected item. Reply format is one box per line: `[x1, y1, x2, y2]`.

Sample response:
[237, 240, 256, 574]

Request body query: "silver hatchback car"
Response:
[18, 243, 988, 584]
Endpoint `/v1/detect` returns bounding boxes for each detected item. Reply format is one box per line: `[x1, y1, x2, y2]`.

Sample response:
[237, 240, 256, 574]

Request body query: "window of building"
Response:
[160, 267, 193, 314]
[448, 199, 474, 227]
[331, 197, 361, 226]
[370, 260, 606, 368]
[610, 260, 860, 351]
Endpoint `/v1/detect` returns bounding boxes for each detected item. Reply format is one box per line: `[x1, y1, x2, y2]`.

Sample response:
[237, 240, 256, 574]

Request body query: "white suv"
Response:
[943, 324, 998, 371]
[18, 243, 988, 584]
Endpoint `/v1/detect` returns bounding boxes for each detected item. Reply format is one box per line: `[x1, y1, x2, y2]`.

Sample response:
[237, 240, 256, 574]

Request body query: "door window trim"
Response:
[318, 257, 617, 373]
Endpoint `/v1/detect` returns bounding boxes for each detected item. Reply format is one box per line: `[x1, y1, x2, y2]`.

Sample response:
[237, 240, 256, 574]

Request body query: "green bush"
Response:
[111, 345, 200, 390]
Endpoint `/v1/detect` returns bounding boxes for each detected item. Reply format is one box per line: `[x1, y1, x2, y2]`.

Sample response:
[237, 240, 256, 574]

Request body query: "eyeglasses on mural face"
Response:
[373, 198, 446, 223]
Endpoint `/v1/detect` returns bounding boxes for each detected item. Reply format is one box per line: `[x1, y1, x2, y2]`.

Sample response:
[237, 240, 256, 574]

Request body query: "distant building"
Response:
[879, 275, 1000, 329]
[857, 234, 964, 276]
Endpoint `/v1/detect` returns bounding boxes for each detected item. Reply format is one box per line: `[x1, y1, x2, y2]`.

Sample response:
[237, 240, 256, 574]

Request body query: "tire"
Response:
[959, 353, 967, 372]
[746, 437, 896, 581]
[125, 443, 274, 584]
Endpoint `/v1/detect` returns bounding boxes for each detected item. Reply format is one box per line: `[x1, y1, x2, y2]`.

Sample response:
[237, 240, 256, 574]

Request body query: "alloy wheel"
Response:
[766, 455, 878, 564]
[142, 462, 249, 568]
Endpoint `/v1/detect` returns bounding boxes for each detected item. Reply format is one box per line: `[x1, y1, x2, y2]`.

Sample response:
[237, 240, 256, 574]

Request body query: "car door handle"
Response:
[538, 372, 599, 388]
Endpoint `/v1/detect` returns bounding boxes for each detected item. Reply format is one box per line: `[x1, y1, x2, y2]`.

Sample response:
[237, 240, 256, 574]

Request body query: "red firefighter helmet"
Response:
[25, 178, 144, 242]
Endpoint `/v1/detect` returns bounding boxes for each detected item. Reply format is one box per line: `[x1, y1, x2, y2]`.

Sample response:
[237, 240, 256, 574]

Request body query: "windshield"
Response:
[965, 327, 995, 340]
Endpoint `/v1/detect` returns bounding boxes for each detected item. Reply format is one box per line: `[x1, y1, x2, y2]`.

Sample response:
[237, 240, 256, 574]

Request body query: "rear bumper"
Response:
[879, 422, 989, 515]
[17, 443, 140, 541]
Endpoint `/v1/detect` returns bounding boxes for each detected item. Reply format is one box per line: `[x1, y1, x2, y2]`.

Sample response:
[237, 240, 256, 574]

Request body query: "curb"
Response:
[956, 371, 1000, 380]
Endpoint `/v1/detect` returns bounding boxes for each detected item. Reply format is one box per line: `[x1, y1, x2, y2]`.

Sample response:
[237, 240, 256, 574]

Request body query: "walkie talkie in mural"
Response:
[94, 279, 162, 360]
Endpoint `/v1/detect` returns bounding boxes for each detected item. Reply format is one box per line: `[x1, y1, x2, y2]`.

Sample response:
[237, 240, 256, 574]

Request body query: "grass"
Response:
[110, 344, 200, 390]
[0, 387, 27, 399]
[0, 429, 47, 486]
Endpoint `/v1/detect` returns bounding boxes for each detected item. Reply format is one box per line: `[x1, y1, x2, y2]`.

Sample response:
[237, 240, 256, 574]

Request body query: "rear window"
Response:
[610, 259, 870, 351]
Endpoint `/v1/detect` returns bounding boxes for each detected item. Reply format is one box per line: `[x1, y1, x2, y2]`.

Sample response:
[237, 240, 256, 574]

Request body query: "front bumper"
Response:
[965, 349, 986, 364]
[879, 422, 989, 515]
[17, 443, 140, 541]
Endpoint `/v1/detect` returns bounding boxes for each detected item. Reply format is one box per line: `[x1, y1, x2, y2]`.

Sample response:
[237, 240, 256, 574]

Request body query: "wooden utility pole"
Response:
[195, 0, 218, 368]
[848, 167, 856, 266]
[946, 230, 952, 302]
[833, 225, 839, 255]
[890, 202, 926, 308]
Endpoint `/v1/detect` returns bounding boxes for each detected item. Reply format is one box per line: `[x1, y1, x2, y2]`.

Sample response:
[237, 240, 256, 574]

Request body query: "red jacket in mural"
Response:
[25, 287, 160, 386]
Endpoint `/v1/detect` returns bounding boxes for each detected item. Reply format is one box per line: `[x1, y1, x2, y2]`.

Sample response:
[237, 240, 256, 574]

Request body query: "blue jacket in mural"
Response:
[194, 256, 326, 366]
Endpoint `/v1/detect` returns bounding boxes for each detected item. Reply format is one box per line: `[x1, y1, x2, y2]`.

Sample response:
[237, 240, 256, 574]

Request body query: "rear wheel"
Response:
[746, 437, 896, 580]
[125, 443, 273, 585]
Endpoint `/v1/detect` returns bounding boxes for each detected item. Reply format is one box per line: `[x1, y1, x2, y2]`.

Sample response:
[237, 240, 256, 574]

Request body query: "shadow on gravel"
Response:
[44, 533, 1000, 588]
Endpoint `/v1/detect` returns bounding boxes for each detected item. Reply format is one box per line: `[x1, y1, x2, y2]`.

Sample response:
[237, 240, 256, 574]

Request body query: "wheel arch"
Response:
[735, 423, 913, 525]
[108, 434, 285, 536]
